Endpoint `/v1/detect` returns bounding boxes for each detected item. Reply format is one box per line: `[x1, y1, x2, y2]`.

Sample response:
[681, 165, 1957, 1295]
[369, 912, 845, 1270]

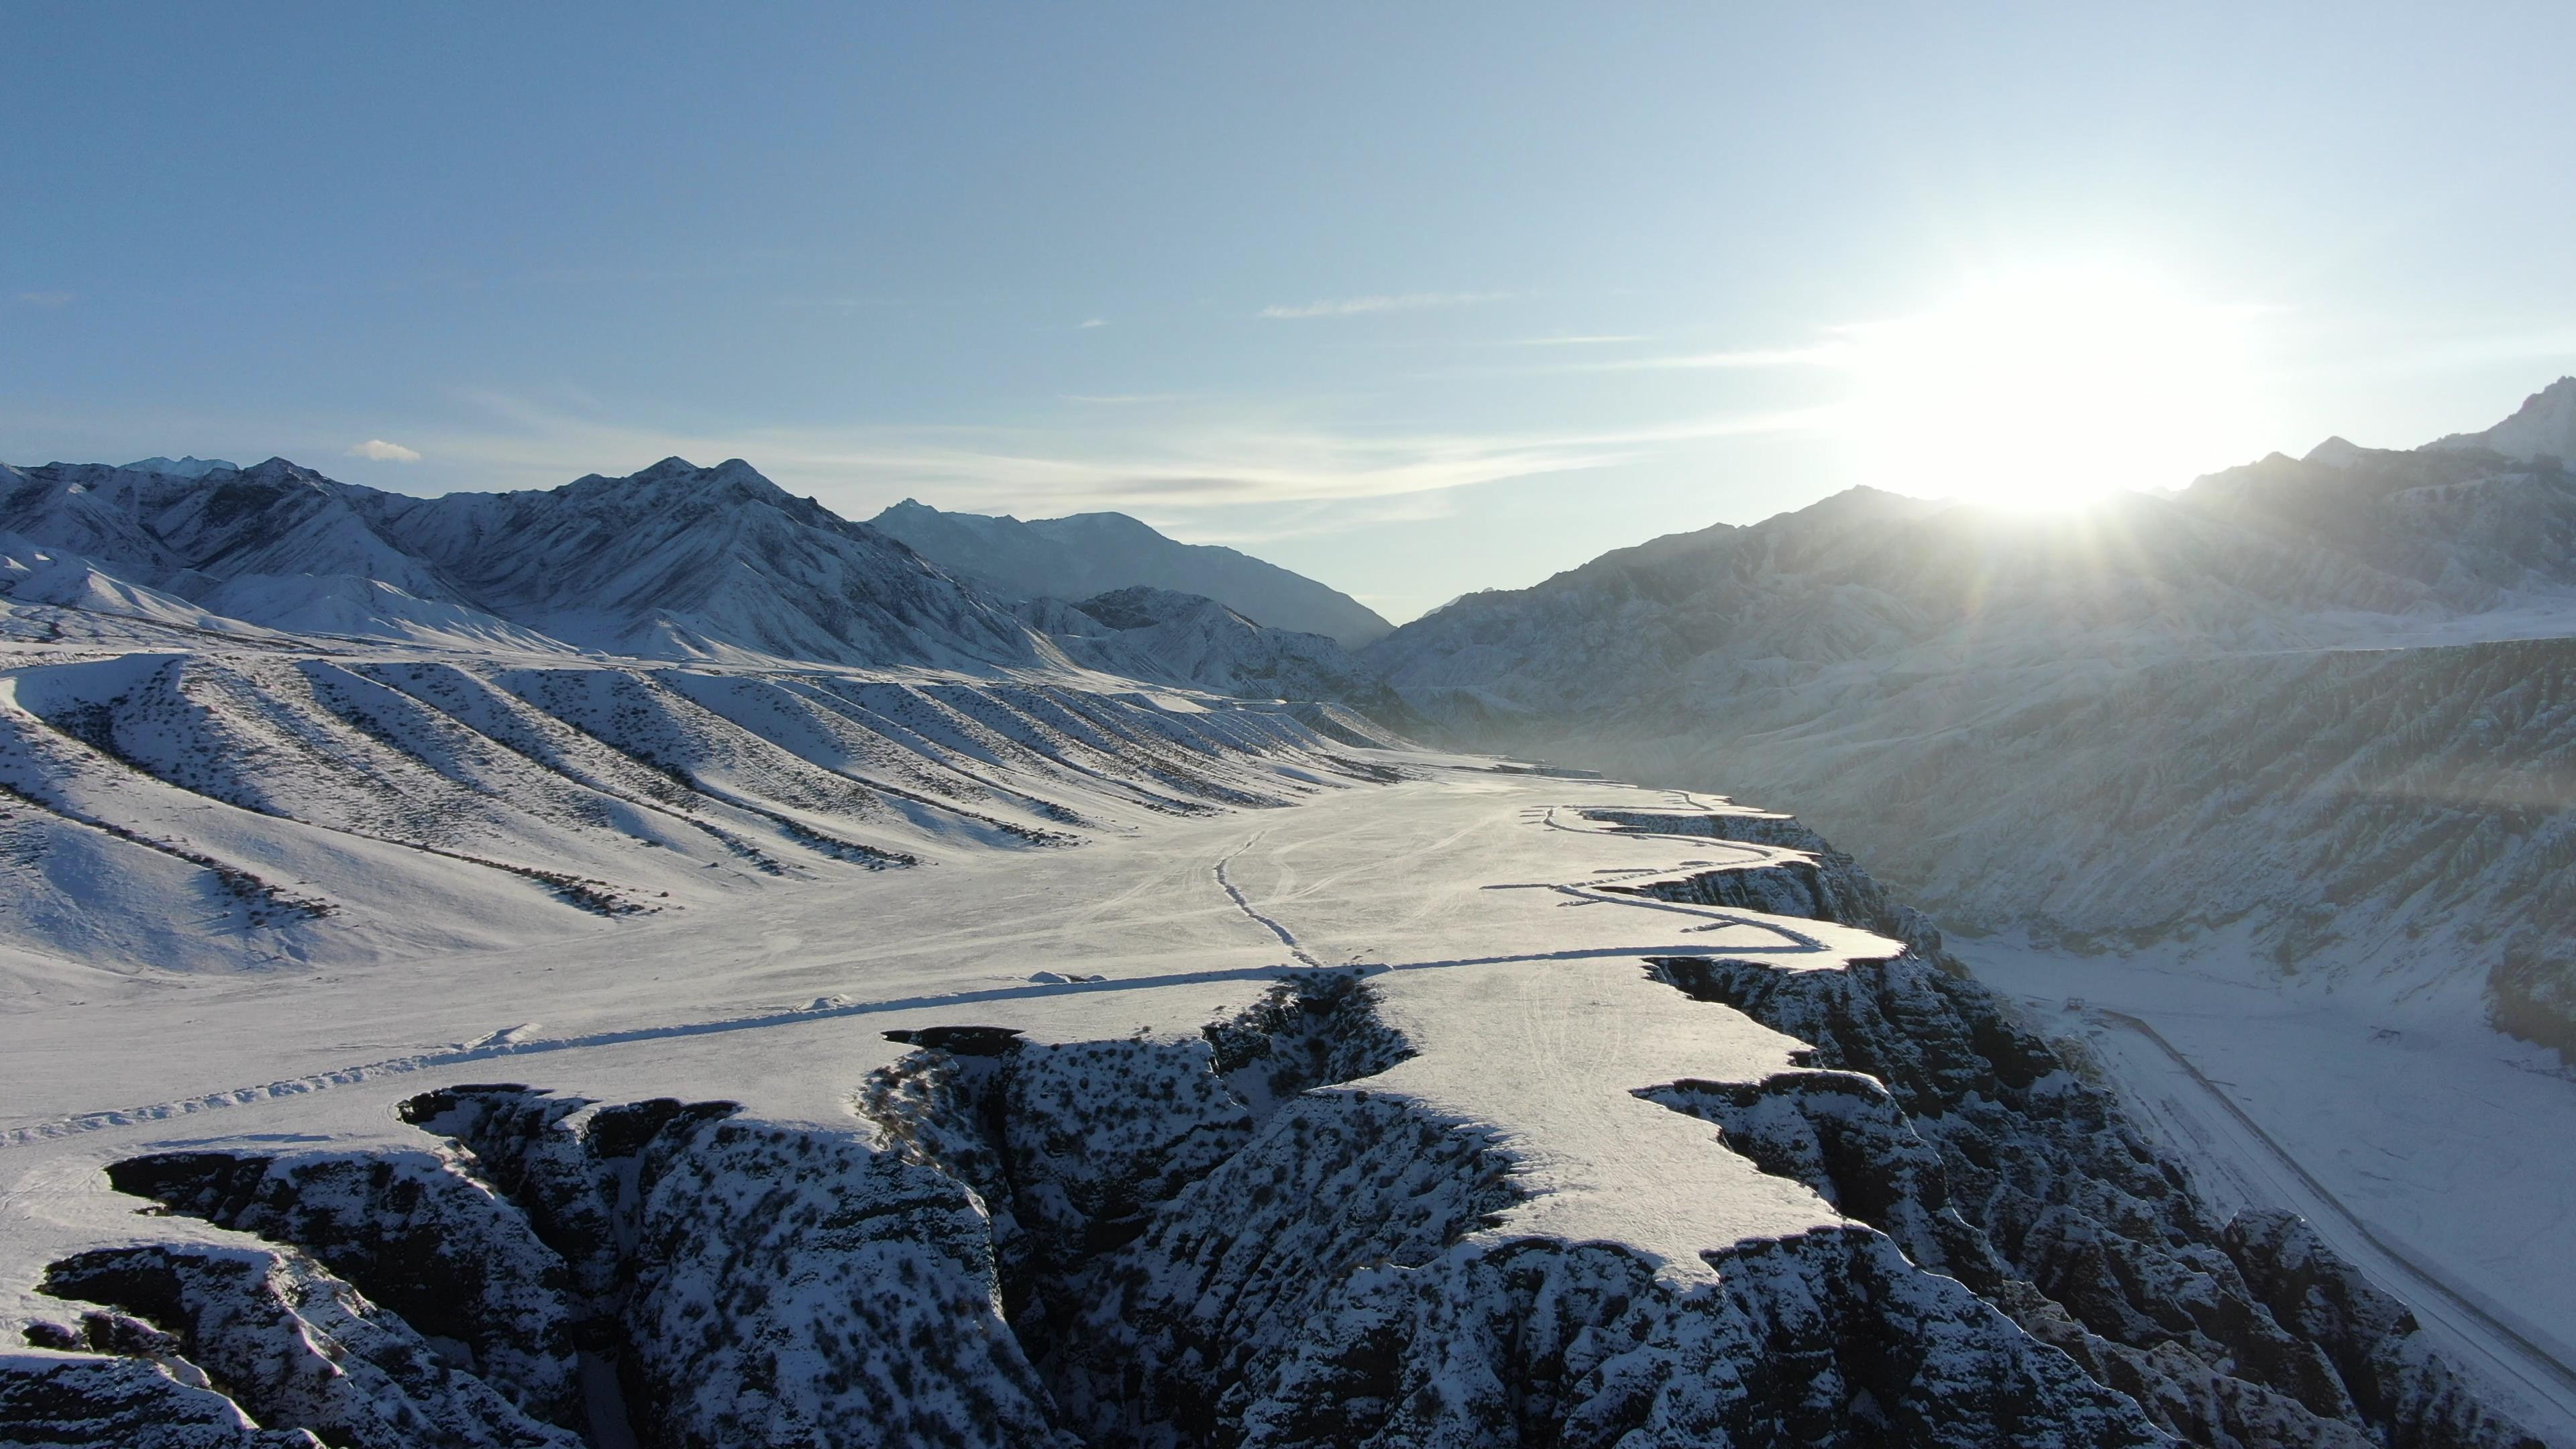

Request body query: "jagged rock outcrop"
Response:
[100, 1148, 582, 1426]
[0, 1349, 323, 1448]
[409, 1085, 1077, 1449]
[36, 1242, 582, 1448]
[2229, 1210, 2544, 1449]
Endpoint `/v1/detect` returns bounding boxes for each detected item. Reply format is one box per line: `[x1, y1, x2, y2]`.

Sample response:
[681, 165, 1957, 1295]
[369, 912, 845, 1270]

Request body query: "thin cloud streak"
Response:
[1503, 334, 1652, 347]
[411, 390, 1825, 519]
[1569, 341, 1854, 371]
[1258, 291, 1509, 320]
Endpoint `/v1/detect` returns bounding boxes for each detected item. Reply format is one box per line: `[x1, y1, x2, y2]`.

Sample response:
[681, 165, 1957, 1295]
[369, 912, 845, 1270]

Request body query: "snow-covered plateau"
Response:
[0, 443, 2562, 1446]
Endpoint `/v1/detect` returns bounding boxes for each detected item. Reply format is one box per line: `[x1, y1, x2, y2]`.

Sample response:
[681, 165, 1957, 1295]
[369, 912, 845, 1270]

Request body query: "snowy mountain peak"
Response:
[121, 455, 239, 478]
[575, 455, 787, 496]
[871, 498, 1393, 646]
[1077, 583, 1258, 632]
[2431, 374, 2576, 463]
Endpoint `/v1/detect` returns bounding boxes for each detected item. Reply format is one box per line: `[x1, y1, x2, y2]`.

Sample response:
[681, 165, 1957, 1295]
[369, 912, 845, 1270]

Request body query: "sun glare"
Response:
[1840, 267, 2269, 511]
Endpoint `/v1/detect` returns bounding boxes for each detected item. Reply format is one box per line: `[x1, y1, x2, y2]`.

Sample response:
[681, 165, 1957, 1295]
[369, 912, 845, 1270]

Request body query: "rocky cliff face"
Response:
[12, 809, 2540, 1448]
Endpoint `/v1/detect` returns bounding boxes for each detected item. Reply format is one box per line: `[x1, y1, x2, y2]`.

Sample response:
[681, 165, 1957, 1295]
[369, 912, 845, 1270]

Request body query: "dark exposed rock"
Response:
[415, 1083, 1073, 1449]
[0, 1349, 323, 1448]
[102, 1147, 582, 1426]
[37, 1242, 581, 1449]
[883, 1024, 1027, 1056]
[2228, 1210, 2548, 1449]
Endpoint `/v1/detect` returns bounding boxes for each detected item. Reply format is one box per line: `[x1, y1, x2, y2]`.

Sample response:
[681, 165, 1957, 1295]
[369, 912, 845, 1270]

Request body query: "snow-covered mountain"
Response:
[122, 456, 239, 480]
[1032, 584, 1404, 714]
[1364, 394, 2576, 1061]
[871, 497, 1394, 647]
[0, 456, 1050, 667]
[2434, 375, 2576, 463]
[0, 456, 1407, 705]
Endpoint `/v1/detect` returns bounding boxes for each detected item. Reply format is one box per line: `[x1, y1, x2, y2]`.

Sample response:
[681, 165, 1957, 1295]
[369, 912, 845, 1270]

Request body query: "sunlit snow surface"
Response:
[0, 629, 1899, 1334]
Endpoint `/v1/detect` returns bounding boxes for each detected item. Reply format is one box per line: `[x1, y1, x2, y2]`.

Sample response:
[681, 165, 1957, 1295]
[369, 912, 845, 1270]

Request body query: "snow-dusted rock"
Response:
[0, 1349, 322, 1448]
[103, 1148, 582, 1426]
[37, 1242, 582, 1448]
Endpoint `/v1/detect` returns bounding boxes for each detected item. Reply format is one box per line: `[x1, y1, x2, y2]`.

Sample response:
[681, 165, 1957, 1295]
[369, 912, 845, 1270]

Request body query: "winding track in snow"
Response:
[1212, 831, 1322, 967]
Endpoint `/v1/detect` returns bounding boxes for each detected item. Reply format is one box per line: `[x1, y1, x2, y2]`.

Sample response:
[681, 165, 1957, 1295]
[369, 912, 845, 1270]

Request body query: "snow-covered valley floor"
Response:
[1968, 938, 2576, 1441]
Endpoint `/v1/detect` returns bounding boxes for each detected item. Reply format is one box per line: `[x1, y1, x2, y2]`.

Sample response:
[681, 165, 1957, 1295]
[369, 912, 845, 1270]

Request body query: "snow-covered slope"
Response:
[2434, 376, 2576, 464]
[1031, 585, 1405, 718]
[0, 635, 1415, 985]
[0, 457, 1055, 668]
[1365, 396, 2576, 1055]
[354, 460, 1048, 667]
[122, 457, 239, 480]
[871, 498, 1394, 647]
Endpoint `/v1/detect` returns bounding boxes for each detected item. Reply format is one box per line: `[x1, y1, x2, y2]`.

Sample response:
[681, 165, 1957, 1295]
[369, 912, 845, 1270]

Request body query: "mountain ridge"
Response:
[1358, 385, 2576, 1064]
[870, 497, 1393, 647]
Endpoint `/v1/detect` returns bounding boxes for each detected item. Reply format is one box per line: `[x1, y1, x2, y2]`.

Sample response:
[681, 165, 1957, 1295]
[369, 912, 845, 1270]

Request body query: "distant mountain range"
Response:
[870, 498, 1392, 647]
[1361, 376, 2576, 1056]
[0, 455, 1376, 704]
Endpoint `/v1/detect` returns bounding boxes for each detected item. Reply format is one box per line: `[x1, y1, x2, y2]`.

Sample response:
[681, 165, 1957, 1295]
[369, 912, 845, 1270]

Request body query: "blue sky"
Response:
[7, 3, 2575, 621]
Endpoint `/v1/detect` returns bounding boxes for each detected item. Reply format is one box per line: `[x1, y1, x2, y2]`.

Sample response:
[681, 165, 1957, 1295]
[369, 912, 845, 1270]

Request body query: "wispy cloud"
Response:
[1077, 317, 1108, 329]
[1258, 291, 1509, 320]
[15, 290, 74, 309]
[1503, 334, 1652, 347]
[1063, 393, 1190, 405]
[411, 389, 1823, 518]
[1417, 334, 1856, 382]
[349, 439, 423, 462]
[1568, 341, 1853, 372]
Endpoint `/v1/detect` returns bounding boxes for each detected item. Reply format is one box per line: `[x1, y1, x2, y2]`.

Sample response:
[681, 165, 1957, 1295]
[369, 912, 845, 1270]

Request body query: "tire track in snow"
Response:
[1214, 832, 1322, 967]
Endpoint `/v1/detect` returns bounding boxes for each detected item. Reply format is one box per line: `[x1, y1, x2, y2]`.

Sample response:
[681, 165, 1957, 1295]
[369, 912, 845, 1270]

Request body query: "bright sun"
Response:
[1840, 267, 2269, 511]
